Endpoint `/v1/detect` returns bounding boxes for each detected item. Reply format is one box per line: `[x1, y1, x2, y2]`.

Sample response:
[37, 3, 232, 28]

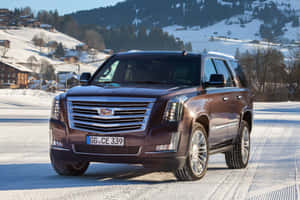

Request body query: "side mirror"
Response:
[205, 74, 225, 88]
[80, 72, 91, 86]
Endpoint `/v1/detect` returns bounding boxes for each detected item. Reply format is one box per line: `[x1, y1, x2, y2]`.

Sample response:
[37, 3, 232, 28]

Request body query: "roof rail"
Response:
[208, 51, 235, 59]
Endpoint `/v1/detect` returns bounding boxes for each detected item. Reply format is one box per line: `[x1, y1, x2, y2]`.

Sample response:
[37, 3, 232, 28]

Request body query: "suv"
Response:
[50, 51, 253, 181]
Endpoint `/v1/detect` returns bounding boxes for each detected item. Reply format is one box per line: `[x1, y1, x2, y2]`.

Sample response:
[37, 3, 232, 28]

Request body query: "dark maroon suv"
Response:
[50, 51, 253, 181]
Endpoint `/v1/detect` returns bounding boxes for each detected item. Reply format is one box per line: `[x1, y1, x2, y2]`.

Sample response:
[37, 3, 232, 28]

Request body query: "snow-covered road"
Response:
[1, 96, 300, 200]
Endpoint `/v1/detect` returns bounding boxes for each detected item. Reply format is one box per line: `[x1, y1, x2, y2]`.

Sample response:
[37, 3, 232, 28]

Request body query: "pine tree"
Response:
[54, 43, 65, 58]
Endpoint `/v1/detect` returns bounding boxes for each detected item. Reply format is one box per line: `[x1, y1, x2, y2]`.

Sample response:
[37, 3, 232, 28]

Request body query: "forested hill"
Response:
[71, 0, 300, 30]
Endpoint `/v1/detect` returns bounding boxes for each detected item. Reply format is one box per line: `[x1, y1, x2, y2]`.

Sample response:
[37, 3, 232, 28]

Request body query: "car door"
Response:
[226, 60, 250, 139]
[213, 59, 240, 142]
[203, 58, 230, 148]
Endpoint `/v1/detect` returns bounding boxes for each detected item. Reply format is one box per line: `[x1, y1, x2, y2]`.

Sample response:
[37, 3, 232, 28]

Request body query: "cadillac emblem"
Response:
[98, 108, 114, 116]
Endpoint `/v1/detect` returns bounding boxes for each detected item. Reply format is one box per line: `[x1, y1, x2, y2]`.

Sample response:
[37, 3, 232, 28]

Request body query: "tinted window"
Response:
[92, 55, 201, 86]
[229, 61, 248, 88]
[203, 59, 217, 83]
[213, 59, 235, 87]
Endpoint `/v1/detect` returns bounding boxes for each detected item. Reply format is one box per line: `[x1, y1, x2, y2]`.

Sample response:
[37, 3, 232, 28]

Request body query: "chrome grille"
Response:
[67, 97, 155, 134]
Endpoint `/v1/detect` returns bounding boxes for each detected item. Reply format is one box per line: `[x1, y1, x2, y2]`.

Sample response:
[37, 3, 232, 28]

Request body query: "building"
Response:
[63, 56, 79, 64]
[40, 24, 55, 32]
[0, 40, 10, 48]
[0, 9, 12, 27]
[76, 44, 89, 52]
[0, 61, 32, 88]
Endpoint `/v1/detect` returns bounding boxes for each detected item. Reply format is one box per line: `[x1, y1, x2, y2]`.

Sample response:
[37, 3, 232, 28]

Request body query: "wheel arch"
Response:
[241, 110, 253, 132]
[195, 114, 210, 137]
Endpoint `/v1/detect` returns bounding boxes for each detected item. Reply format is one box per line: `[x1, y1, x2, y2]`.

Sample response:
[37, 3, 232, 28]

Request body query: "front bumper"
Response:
[49, 118, 191, 170]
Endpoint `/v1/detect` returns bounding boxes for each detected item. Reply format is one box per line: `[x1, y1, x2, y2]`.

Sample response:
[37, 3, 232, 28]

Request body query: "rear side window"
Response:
[203, 59, 217, 83]
[229, 61, 248, 88]
[213, 59, 235, 87]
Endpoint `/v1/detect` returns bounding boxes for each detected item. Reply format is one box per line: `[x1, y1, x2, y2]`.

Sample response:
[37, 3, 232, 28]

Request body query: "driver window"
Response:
[98, 60, 119, 82]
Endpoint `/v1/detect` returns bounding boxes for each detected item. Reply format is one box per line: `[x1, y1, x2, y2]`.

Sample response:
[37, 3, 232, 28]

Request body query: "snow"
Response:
[0, 89, 58, 107]
[0, 27, 80, 63]
[164, 16, 300, 56]
[0, 59, 32, 73]
[0, 91, 300, 199]
[0, 27, 109, 74]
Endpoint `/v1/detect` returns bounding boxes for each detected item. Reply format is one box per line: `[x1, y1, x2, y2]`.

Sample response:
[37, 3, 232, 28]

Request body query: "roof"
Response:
[114, 50, 236, 60]
[40, 24, 52, 28]
[55, 64, 79, 74]
[0, 60, 32, 73]
[116, 50, 201, 57]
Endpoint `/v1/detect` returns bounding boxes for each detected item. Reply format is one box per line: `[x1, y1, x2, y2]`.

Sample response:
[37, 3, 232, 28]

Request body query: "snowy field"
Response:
[0, 91, 300, 200]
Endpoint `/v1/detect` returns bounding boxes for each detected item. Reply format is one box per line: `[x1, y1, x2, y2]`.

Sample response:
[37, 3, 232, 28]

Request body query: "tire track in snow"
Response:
[206, 119, 275, 200]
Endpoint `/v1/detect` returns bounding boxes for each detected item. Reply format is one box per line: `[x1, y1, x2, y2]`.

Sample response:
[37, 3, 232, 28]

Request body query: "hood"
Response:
[66, 84, 191, 98]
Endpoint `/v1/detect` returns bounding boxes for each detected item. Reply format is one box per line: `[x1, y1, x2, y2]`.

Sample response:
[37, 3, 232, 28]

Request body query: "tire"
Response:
[225, 120, 250, 169]
[50, 151, 89, 176]
[174, 123, 209, 181]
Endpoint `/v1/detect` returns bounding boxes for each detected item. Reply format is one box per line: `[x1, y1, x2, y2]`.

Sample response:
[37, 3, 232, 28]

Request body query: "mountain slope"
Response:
[0, 27, 108, 73]
[72, 0, 300, 32]
[71, 0, 300, 56]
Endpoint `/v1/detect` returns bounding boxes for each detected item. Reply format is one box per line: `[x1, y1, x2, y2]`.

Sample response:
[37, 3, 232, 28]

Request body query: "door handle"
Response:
[236, 96, 242, 100]
[223, 97, 229, 101]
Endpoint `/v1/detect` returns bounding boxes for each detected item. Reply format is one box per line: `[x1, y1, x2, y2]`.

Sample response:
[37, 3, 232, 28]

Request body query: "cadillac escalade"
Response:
[49, 51, 253, 181]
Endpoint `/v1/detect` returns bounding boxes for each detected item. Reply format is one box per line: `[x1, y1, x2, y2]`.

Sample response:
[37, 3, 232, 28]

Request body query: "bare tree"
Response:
[84, 30, 105, 51]
[27, 56, 38, 72]
[40, 59, 56, 80]
[32, 33, 47, 52]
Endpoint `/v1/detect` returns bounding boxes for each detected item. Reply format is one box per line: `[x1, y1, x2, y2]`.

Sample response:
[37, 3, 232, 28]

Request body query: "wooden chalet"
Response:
[0, 60, 32, 88]
[0, 9, 12, 27]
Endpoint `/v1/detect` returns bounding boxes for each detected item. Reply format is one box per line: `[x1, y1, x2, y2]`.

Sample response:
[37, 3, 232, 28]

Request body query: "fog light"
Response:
[155, 132, 180, 152]
[49, 129, 63, 147]
[53, 140, 63, 147]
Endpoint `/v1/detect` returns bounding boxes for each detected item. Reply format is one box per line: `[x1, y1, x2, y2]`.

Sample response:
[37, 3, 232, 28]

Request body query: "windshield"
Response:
[91, 55, 201, 86]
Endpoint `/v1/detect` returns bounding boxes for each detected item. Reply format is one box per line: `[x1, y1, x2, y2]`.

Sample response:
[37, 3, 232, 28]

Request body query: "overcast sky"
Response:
[1, 0, 125, 15]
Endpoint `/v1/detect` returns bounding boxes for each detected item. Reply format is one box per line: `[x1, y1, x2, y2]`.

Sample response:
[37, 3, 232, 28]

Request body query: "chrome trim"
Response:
[73, 106, 149, 111]
[73, 120, 144, 128]
[69, 96, 156, 103]
[72, 145, 142, 157]
[51, 146, 71, 151]
[71, 113, 146, 120]
[145, 150, 177, 154]
[211, 121, 239, 130]
[209, 145, 233, 155]
[67, 96, 156, 134]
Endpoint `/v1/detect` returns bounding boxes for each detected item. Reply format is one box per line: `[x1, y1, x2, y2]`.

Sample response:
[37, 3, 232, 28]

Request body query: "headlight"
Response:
[163, 95, 188, 122]
[51, 96, 60, 120]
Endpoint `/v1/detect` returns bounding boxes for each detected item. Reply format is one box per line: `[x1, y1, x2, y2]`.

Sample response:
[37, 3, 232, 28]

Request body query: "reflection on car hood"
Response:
[66, 84, 192, 98]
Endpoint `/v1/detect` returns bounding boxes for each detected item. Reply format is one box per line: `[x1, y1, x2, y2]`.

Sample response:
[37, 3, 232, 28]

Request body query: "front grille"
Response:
[73, 144, 140, 155]
[67, 97, 155, 134]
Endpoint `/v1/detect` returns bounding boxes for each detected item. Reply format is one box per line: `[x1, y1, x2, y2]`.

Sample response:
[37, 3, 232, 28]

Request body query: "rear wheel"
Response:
[225, 120, 250, 169]
[50, 151, 89, 176]
[174, 124, 209, 181]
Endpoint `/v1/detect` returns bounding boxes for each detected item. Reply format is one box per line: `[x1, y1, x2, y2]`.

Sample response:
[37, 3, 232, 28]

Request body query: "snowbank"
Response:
[0, 89, 59, 107]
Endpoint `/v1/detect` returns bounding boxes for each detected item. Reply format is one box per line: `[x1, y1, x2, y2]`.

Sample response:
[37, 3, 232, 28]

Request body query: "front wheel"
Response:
[50, 150, 89, 176]
[225, 120, 250, 169]
[174, 124, 209, 181]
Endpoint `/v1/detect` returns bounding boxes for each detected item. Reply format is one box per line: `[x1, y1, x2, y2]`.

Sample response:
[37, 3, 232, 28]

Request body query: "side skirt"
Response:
[209, 145, 233, 155]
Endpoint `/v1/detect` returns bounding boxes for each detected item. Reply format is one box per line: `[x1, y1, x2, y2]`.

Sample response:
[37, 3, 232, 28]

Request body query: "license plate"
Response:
[87, 136, 124, 146]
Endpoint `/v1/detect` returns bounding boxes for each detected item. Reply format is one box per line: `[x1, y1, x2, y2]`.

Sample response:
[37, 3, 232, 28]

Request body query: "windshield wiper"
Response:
[95, 81, 121, 87]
